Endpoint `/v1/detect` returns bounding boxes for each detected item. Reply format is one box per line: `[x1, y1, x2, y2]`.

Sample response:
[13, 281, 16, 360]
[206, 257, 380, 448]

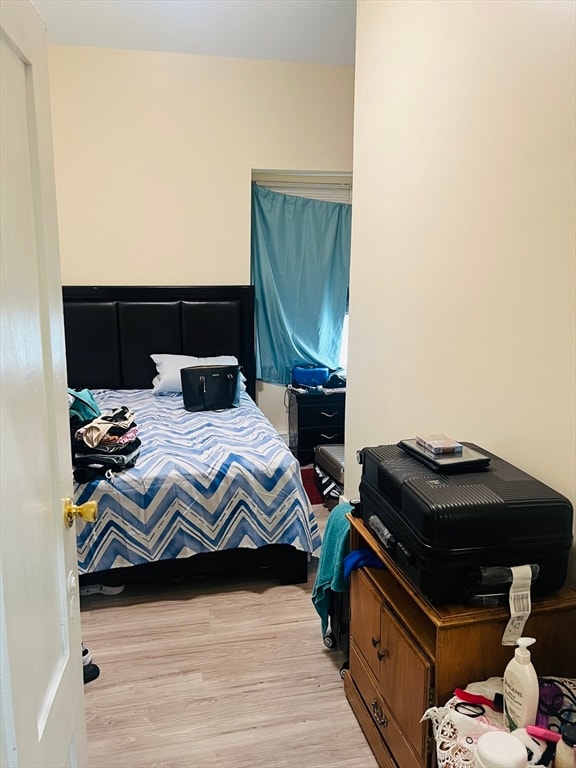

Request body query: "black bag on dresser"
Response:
[358, 443, 573, 605]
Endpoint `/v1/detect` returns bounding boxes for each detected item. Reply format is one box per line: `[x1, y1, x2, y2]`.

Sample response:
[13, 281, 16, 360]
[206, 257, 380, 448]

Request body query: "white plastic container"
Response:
[475, 731, 528, 768]
[503, 637, 539, 731]
[554, 723, 576, 768]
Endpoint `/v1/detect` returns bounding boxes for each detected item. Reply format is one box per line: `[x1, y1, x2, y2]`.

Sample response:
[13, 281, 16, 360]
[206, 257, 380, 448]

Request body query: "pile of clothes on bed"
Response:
[68, 388, 140, 483]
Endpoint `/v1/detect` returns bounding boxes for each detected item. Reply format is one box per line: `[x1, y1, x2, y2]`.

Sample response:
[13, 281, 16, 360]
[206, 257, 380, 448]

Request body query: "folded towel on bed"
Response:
[311, 501, 352, 636]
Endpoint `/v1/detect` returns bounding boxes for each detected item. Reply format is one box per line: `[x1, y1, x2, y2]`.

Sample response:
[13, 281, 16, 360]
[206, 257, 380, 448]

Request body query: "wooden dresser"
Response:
[344, 515, 576, 768]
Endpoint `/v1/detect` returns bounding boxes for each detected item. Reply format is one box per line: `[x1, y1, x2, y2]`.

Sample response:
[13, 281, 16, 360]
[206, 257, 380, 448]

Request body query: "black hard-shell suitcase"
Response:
[359, 443, 573, 605]
[324, 588, 350, 656]
[323, 588, 350, 677]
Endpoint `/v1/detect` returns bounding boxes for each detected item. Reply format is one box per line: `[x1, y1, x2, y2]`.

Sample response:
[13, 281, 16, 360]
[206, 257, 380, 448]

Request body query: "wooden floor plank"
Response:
[81, 505, 378, 768]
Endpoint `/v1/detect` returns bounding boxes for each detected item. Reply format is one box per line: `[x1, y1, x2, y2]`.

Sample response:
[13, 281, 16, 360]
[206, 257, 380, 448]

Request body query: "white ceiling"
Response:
[32, 0, 357, 66]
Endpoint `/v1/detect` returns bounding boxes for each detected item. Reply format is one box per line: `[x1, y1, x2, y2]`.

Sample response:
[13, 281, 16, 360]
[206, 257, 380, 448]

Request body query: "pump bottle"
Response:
[503, 637, 539, 731]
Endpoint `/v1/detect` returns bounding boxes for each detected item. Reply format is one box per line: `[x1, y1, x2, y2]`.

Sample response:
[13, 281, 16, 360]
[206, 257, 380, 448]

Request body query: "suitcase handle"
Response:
[368, 515, 396, 550]
[478, 564, 539, 585]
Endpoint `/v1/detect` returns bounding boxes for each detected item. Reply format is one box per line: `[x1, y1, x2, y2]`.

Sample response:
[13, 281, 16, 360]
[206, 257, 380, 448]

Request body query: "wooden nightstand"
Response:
[287, 388, 346, 465]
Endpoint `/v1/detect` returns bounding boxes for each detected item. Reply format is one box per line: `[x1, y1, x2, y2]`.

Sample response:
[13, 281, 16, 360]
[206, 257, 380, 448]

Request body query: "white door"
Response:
[0, 2, 88, 766]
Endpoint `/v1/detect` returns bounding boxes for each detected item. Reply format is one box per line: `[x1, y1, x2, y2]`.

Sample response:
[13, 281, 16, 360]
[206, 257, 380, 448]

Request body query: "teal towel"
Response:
[311, 501, 352, 636]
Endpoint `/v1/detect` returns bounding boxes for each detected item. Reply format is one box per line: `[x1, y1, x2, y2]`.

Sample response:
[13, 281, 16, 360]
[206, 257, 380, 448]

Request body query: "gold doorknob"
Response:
[64, 498, 98, 528]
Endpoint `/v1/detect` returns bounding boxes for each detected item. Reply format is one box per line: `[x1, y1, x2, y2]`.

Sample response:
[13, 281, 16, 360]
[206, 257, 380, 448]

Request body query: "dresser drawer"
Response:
[349, 644, 423, 768]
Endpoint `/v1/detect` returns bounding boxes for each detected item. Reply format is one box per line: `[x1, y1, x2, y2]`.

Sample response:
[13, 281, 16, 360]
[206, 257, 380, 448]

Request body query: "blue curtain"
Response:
[251, 183, 351, 385]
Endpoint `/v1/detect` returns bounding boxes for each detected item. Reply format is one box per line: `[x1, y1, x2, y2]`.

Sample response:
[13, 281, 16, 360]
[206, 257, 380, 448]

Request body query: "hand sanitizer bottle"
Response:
[503, 637, 539, 730]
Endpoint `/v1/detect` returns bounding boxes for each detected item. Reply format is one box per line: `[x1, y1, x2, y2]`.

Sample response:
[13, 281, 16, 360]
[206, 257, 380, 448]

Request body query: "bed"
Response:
[63, 285, 321, 586]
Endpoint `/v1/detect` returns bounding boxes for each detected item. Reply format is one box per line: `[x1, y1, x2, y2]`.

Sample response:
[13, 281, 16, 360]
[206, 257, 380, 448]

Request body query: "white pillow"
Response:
[151, 353, 240, 394]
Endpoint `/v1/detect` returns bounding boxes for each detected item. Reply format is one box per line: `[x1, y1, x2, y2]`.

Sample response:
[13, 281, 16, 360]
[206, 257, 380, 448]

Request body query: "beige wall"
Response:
[47, 46, 354, 430]
[346, 0, 576, 583]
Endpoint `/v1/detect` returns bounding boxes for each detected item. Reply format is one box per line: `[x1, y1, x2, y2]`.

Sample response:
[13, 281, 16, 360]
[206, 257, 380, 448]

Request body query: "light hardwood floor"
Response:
[80, 505, 378, 768]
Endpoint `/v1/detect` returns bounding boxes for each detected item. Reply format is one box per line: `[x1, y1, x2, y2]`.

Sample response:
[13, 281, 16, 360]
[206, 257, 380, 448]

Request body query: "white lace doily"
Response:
[422, 699, 505, 768]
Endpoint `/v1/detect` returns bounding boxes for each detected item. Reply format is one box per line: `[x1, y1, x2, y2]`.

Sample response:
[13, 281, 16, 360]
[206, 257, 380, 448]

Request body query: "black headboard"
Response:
[62, 285, 256, 400]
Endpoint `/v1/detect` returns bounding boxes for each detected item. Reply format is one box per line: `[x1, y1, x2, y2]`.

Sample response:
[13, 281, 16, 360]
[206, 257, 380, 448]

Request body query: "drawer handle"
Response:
[371, 700, 388, 727]
[320, 434, 338, 441]
[377, 648, 389, 661]
[320, 411, 338, 418]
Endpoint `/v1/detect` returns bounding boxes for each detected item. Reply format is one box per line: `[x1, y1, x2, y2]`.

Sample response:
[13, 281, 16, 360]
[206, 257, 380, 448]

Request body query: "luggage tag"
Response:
[501, 564, 533, 646]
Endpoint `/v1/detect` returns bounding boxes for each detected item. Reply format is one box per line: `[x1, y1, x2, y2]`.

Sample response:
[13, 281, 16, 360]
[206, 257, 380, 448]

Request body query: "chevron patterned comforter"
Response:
[74, 389, 321, 574]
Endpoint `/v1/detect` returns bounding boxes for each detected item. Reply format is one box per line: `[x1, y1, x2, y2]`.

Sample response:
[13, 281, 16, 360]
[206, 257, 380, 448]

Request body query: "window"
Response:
[252, 170, 352, 204]
[251, 172, 352, 384]
[339, 313, 349, 370]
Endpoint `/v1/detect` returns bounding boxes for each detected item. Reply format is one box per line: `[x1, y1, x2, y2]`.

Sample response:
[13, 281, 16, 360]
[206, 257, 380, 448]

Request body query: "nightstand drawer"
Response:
[297, 400, 346, 428]
[298, 426, 345, 451]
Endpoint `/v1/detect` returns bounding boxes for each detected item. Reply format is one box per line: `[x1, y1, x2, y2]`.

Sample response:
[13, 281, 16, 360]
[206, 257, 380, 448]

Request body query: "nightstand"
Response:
[287, 388, 346, 465]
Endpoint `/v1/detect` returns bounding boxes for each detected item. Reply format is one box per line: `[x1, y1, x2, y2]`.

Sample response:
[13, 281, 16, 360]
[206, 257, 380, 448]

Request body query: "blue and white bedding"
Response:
[74, 389, 321, 574]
